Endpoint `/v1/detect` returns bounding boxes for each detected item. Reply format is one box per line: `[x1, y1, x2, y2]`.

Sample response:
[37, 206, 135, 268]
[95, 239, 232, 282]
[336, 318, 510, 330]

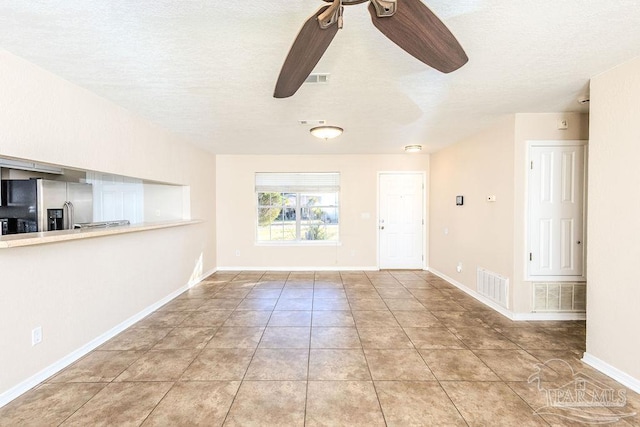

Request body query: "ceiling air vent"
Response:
[304, 73, 330, 84]
[298, 120, 326, 126]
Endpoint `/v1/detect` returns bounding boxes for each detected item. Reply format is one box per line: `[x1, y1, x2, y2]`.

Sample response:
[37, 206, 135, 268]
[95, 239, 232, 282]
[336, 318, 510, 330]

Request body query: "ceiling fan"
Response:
[274, 0, 468, 98]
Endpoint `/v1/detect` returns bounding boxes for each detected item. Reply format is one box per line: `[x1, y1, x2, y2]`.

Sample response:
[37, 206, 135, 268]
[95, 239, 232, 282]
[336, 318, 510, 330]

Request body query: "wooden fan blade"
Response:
[274, 6, 339, 98]
[369, 0, 468, 73]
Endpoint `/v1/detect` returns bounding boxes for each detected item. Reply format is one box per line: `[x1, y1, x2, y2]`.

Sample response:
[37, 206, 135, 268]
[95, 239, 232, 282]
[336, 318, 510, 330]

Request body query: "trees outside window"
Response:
[255, 172, 340, 243]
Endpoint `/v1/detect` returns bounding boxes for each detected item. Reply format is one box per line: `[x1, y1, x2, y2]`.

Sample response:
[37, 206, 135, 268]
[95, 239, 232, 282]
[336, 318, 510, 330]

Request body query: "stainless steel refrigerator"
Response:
[0, 179, 93, 233]
[37, 180, 93, 231]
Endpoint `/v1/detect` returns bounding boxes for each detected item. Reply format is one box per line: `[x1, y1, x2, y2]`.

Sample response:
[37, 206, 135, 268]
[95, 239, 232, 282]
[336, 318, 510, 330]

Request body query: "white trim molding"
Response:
[0, 270, 214, 409]
[428, 268, 586, 321]
[527, 139, 589, 148]
[582, 352, 640, 394]
[512, 312, 586, 321]
[197, 267, 217, 281]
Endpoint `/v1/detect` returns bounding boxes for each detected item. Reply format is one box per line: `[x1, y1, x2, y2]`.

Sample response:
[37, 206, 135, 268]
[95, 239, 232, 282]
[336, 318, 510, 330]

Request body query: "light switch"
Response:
[487, 195, 496, 202]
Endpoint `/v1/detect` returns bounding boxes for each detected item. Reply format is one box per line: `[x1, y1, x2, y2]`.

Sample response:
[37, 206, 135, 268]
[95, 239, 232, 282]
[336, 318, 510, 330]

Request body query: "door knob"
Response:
[577, 241, 581, 244]
[380, 226, 385, 230]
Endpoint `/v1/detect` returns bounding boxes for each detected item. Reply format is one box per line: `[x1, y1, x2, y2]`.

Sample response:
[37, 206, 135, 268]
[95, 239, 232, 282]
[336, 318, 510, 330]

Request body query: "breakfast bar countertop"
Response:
[0, 220, 201, 249]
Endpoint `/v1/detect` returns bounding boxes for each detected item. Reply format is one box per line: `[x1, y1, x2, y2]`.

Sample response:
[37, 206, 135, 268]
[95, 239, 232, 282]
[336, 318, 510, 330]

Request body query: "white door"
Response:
[379, 173, 424, 269]
[528, 144, 586, 277]
[87, 172, 144, 223]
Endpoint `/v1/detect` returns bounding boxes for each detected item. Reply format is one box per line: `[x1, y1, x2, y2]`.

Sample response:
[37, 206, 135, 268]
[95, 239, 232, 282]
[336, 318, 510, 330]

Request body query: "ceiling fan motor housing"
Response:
[322, 0, 369, 4]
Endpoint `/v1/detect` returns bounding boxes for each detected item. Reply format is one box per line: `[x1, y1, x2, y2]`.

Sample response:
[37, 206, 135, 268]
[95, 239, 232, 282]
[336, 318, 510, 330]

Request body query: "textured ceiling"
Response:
[1, 1, 640, 154]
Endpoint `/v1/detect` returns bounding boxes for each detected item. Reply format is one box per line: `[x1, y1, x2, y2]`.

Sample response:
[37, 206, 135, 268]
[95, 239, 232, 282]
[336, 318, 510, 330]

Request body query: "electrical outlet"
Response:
[32, 327, 42, 346]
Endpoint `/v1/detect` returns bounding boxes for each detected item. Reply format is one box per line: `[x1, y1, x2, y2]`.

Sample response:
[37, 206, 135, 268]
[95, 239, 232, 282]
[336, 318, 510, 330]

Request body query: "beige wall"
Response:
[216, 154, 429, 269]
[143, 183, 187, 222]
[586, 56, 640, 381]
[0, 50, 216, 397]
[429, 115, 517, 304]
[429, 113, 588, 313]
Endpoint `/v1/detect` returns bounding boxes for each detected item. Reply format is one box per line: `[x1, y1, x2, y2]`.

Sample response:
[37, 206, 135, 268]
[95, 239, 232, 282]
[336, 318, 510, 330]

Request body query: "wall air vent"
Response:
[304, 73, 330, 84]
[477, 268, 509, 309]
[533, 282, 586, 312]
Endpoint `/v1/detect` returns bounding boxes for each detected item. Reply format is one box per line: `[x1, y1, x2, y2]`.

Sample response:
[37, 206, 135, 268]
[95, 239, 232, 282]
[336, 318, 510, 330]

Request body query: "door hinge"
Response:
[422, 219, 424, 225]
[530, 161, 533, 170]
[529, 252, 533, 261]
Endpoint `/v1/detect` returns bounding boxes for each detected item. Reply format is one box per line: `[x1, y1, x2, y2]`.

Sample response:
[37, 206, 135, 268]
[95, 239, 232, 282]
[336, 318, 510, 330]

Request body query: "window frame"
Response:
[255, 173, 340, 245]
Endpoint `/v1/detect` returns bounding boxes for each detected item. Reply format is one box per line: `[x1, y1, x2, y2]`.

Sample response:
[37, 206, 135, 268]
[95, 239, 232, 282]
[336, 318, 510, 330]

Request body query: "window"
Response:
[256, 173, 339, 242]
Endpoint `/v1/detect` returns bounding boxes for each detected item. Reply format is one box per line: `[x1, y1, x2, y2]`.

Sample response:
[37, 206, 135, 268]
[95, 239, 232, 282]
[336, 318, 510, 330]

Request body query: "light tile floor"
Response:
[2, 271, 639, 426]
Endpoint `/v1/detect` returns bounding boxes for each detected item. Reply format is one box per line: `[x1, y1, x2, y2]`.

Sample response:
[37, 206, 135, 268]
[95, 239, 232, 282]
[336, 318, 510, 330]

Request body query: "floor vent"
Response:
[533, 282, 586, 312]
[477, 268, 509, 309]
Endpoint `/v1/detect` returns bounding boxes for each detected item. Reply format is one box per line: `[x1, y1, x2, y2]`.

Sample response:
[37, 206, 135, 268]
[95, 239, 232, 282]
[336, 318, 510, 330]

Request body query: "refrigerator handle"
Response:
[63, 202, 69, 229]
[63, 201, 75, 230]
[69, 201, 75, 229]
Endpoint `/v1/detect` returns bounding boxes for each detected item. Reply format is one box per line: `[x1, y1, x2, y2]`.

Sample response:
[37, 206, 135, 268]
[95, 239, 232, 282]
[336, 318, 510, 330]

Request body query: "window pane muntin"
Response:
[257, 187, 339, 242]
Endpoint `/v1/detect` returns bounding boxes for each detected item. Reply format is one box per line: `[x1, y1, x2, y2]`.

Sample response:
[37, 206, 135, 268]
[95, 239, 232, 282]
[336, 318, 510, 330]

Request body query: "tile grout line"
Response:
[219, 270, 270, 426]
[303, 275, 317, 427]
[2, 270, 591, 426]
[354, 272, 392, 427]
[57, 271, 246, 426]
[144, 269, 245, 426]
[404, 272, 483, 427]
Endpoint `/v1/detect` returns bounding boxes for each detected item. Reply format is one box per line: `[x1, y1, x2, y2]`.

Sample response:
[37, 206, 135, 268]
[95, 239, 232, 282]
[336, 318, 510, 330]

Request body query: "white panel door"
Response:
[379, 173, 424, 269]
[87, 172, 144, 223]
[529, 145, 585, 277]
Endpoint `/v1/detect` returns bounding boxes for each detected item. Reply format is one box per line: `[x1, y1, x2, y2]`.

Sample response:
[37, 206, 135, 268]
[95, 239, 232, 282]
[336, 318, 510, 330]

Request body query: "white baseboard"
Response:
[0, 271, 212, 409]
[216, 266, 380, 272]
[428, 268, 586, 321]
[193, 267, 217, 284]
[428, 268, 515, 319]
[513, 312, 586, 321]
[582, 352, 640, 394]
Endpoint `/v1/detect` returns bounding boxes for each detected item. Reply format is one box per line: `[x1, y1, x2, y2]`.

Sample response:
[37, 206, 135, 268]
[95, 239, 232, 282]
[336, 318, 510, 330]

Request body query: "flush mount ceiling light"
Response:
[310, 125, 343, 140]
[404, 144, 423, 153]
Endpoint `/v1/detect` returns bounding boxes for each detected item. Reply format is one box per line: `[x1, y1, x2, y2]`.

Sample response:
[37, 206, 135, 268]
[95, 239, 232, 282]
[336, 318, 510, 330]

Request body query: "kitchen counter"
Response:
[0, 220, 201, 249]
